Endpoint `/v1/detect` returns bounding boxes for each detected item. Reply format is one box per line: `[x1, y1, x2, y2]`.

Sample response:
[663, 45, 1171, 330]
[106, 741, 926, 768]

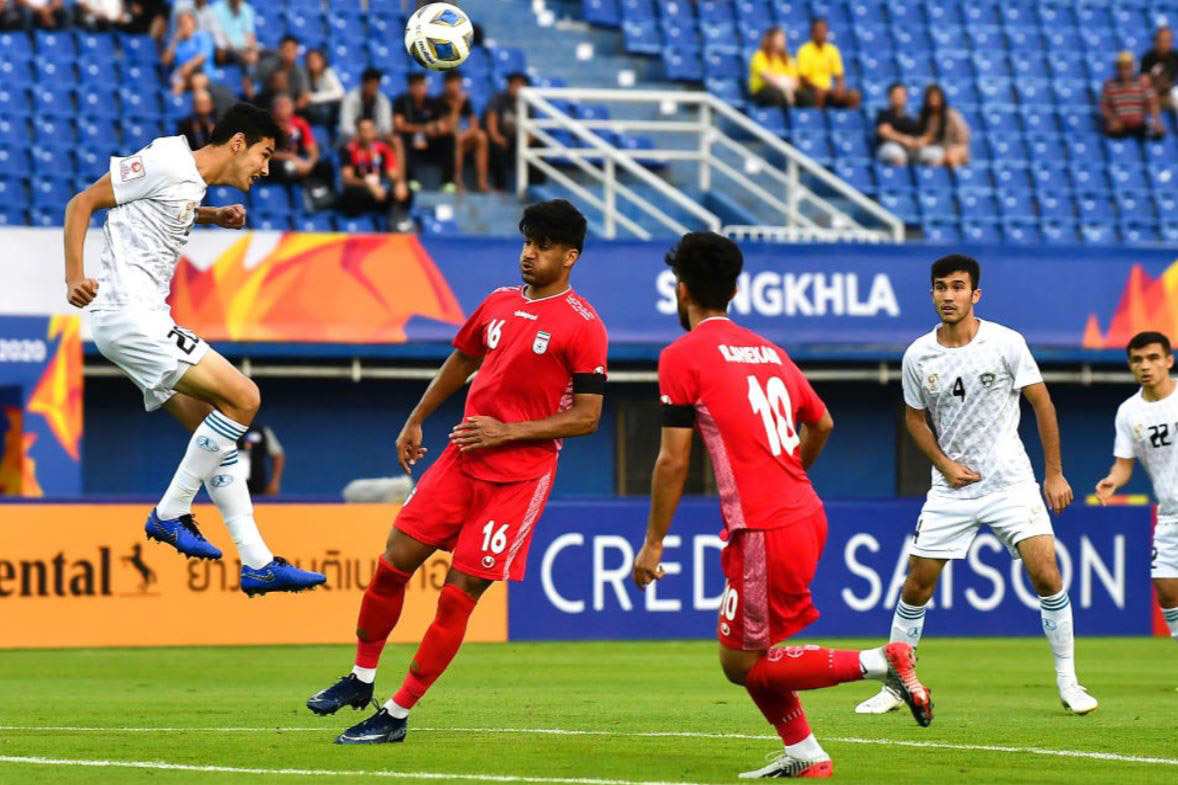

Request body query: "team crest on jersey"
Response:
[925, 373, 940, 393]
[979, 372, 996, 388]
[119, 156, 145, 182]
[533, 330, 551, 354]
[481, 555, 496, 569]
[178, 200, 196, 223]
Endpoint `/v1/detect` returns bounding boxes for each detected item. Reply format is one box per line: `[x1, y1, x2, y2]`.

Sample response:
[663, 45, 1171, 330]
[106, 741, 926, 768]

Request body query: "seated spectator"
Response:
[0, 1, 22, 29]
[305, 48, 345, 128]
[914, 84, 970, 167]
[124, 0, 168, 41]
[340, 117, 414, 232]
[253, 68, 290, 114]
[162, 11, 215, 96]
[442, 72, 489, 192]
[15, 0, 68, 29]
[875, 83, 926, 164]
[484, 71, 530, 191]
[254, 35, 310, 112]
[1103, 50, 1164, 139]
[1142, 26, 1178, 112]
[77, 0, 125, 30]
[339, 67, 394, 146]
[748, 26, 799, 109]
[179, 88, 217, 149]
[796, 17, 860, 108]
[394, 72, 456, 191]
[172, 0, 220, 41]
[212, 0, 258, 69]
[268, 92, 331, 185]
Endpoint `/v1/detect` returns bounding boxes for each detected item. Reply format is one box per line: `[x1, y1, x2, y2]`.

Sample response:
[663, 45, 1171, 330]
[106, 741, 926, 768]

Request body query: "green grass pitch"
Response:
[0, 638, 1174, 784]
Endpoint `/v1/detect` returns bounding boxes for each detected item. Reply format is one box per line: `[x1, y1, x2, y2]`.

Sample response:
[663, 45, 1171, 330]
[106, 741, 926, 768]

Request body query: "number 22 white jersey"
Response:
[1114, 385, 1178, 522]
[901, 319, 1043, 500]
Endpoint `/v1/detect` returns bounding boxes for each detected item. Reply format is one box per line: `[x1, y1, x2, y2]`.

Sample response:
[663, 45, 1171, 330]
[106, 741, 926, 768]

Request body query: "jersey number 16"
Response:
[748, 375, 800, 457]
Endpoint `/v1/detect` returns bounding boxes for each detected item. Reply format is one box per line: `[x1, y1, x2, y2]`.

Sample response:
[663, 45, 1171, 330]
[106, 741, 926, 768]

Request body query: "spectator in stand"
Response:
[162, 11, 215, 96]
[237, 424, 285, 497]
[339, 67, 395, 145]
[268, 92, 329, 184]
[14, 0, 68, 29]
[340, 117, 414, 232]
[748, 26, 799, 110]
[0, 1, 22, 29]
[441, 71, 490, 192]
[394, 72, 456, 191]
[1103, 50, 1165, 139]
[875, 82, 927, 164]
[1142, 26, 1178, 112]
[305, 48, 345, 127]
[172, 0, 219, 36]
[212, 0, 258, 69]
[914, 83, 970, 167]
[124, 0, 168, 42]
[76, 0, 125, 30]
[178, 88, 217, 149]
[255, 35, 310, 112]
[796, 17, 860, 108]
[485, 71, 531, 191]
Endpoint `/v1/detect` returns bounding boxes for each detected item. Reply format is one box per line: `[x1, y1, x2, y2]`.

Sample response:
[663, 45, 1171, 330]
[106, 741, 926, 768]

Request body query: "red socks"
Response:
[354, 557, 412, 669]
[744, 646, 864, 744]
[392, 584, 478, 709]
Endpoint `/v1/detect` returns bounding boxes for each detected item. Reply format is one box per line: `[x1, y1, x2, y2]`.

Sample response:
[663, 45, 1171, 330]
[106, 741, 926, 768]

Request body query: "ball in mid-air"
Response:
[404, 2, 474, 71]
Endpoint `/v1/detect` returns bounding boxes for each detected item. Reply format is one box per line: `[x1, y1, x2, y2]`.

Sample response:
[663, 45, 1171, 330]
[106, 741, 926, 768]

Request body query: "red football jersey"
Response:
[452, 285, 608, 482]
[658, 317, 826, 536]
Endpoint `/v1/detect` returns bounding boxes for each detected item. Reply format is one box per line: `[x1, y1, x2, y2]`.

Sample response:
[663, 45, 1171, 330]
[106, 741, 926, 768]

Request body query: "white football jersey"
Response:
[89, 136, 207, 312]
[902, 319, 1043, 499]
[1114, 384, 1178, 521]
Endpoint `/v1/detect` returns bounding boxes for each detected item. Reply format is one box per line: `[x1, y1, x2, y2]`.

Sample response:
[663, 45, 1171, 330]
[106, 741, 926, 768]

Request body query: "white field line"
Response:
[0, 725, 1175, 768]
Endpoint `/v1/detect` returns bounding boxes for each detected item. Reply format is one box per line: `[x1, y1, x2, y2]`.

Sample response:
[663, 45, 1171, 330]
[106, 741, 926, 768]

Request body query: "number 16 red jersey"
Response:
[658, 317, 826, 536]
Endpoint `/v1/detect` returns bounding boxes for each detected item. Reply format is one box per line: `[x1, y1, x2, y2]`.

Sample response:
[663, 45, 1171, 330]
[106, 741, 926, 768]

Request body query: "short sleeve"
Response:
[451, 298, 489, 357]
[901, 346, 926, 410]
[658, 344, 698, 427]
[567, 318, 608, 394]
[264, 426, 285, 457]
[109, 142, 172, 206]
[1113, 407, 1137, 460]
[1005, 333, 1043, 390]
[831, 45, 845, 76]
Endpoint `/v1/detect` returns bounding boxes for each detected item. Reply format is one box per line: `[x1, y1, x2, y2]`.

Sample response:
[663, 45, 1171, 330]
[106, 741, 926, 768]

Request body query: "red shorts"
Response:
[394, 445, 555, 582]
[718, 510, 827, 651]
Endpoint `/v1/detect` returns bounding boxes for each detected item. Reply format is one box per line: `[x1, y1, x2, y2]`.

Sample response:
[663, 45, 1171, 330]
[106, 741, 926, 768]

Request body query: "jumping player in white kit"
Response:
[1096, 331, 1178, 652]
[855, 254, 1099, 716]
[62, 102, 324, 597]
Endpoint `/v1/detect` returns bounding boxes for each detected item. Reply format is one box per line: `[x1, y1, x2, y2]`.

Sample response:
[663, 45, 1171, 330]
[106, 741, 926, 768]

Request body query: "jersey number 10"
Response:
[747, 375, 800, 457]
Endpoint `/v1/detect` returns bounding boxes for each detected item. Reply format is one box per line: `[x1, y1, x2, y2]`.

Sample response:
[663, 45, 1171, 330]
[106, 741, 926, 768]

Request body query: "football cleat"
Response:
[307, 674, 375, 716]
[240, 557, 326, 597]
[738, 752, 833, 778]
[145, 509, 222, 560]
[1059, 682, 1098, 715]
[334, 708, 407, 744]
[854, 685, 902, 714]
[884, 642, 933, 727]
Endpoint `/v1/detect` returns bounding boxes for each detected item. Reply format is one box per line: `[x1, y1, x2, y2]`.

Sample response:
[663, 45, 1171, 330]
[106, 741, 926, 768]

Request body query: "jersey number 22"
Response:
[748, 375, 800, 457]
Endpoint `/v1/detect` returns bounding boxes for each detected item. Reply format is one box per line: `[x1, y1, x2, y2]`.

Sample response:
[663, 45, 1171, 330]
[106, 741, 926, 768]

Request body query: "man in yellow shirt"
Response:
[796, 18, 861, 109]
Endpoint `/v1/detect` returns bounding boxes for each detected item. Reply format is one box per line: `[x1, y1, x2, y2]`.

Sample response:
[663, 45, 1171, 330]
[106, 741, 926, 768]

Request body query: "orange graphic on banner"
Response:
[0, 504, 507, 649]
[168, 233, 466, 342]
[1083, 261, 1178, 349]
[26, 314, 83, 461]
[0, 407, 22, 494]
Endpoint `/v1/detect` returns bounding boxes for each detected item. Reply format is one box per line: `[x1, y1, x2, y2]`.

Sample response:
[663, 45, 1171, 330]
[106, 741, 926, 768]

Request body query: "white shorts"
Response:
[91, 309, 209, 412]
[912, 482, 1054, 560]
[1153, 520, 1178, 579]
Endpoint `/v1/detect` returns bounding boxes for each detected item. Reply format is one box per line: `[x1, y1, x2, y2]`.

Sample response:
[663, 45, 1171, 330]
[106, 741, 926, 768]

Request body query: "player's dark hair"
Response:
[209, 102, 284, 149]
[407, 72, 427, 84]
[444, 70, 463, 83]
[519, 199, 587, 253]
[664, 232, 743, 311]
[506, 71, 530, 85]
[281, 34, 299, 46]
[1127, 331, 1172, 357]
[930, 253, 980, 289]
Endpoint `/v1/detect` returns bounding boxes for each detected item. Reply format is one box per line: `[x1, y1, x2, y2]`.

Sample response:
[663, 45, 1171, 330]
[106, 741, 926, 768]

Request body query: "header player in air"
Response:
[855, 254, 1098, 717]
[633, 232, 932, 779]
[63, 103, 325, 596]
[1095, 331, 1178, 652]
[307, 200, 609, 744]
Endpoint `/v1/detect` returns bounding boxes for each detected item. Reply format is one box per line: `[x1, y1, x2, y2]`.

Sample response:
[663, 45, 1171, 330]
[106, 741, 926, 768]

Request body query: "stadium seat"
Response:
[119, 34, 158, 64]
[832, 162, 874, 193]
[958, 190, 998, 218]
[878, 190, 919, 223]
[747, 107, 787, 136]
[663, 48, 703, 81]
[961, 218, 1000, 242]
[584, 0, 622, 27]
[1080, 221, 1117, 244]
[922, 218, 962, 242]
[293, 214, 335, 232]
[623, 19, 662, 55]
[790, 109, 826, 132]
[918, 190, 956, 219]
[1036, 191, 1075, 221]
[1002, 218, 1042, 244]
[1041, 218, 1080, 244]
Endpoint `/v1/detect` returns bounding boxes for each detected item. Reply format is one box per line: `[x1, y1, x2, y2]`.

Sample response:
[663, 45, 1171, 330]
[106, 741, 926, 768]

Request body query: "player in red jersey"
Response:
[306, 200, 608, 743]
[633, 233, 932, 779]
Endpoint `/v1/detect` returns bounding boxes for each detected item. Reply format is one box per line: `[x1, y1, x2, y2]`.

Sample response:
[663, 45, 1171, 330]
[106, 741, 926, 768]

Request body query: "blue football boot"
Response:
[145, 509, 223, 560]
[307, 674, 375, 715]
[240, 557, 326, 597]
[334, 708, 407, 744]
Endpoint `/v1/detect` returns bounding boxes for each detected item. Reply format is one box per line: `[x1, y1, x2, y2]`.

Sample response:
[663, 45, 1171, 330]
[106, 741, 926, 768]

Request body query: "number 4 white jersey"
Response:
[1114, 386, 1178, 522]
[90, 135, 208, 314]
[902, 319, 1043, 499]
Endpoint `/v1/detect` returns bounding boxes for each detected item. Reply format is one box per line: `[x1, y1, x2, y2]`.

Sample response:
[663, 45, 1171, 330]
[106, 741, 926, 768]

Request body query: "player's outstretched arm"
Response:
[798, 409, 835, 470]
[1023, 382, 1073, 514]
[450, 393, 603, 451]
[63, 174, 117, 308]
[905, 405, 981, 488]
[196, 205, 247, 229]
[1095, 457, 1134, 505]
[396, 349, 483, 473]
[634, 426, 693, 590]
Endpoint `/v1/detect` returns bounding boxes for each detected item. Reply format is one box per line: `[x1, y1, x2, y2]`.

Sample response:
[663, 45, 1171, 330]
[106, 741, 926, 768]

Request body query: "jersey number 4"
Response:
[951, 376, 965, 400]
[747, 375, 800, 457]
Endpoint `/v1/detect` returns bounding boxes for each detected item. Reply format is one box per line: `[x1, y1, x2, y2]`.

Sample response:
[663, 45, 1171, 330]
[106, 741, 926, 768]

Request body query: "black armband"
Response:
[661, 403, 696, 428]
[572, 372, 606, 394]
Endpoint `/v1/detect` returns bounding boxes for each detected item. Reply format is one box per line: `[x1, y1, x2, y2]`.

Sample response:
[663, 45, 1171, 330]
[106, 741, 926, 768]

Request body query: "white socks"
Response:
[205, 450, 272, 570]
[352, 665, 377, 684]
[858, 646, 888, 680]
[1039, 590, 1077, 685]
[786, 733, 827, 761]
[890, 599, 928, 646]
[383, 698, 410, 719]
[158, 411, 248, 519]
[1163, 606, 1178, 645]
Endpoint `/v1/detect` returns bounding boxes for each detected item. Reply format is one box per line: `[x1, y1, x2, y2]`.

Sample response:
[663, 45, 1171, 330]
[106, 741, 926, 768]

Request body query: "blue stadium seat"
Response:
[30, 175, 74, 208]
[878, 190, 919, 223]
[704, 49, 742, 79]
[0, 87, 32, 116]
[1002, 218, 1042, 244]
[700, 21, 738, 49]
[623, 19, 662, 55]
[663, 22, 702, 50]
[73, 147, 107, 179]
[1077, 6, 1115, 31]
[918, 190, 956, 219]
[998, 190, 1034, 218]
[982, 108, 1020, 134]
[621, 0, 656, 19]
[1120, 220, 1160, 244]
[1021, 108, 1059, 135]
[252, 215, 292, 232]
[491, 47, 527, 74]
[790, 108, 826, 132]
[961, 218, 1001, 243]
[953, 164, 993, 190]
[0, 145, 31, 176]
[1071, 163, 1112, 194]
[790, 131, 833, 161]
[585, 0, 622, 26]
[1105, 139, 1146, 165]
[29, 207, 63, 227]
[34, 58, 75, 84]
[977, 77, 1015, 104]
[930, 25, 967, 51]
[914, 166, 953, 191]
[896, 52, 934, 78]
[1110, 164, 1149, 193]
[1036, 191, 1075, 221]
[1080, 221, 1118, 244]
[1031, 162, 1072, 191]
[33, 85, 74, 118]
[922, 218, 962, 242]
[875, 163, 914, 191]
[833, 161, 875, 192]
[336, 214, 380, 233]
[0, 206, 26, 226]
[1078, 194, 1117, 223]
[698, 0, 735, 24]
[935, 53, 972, 80]
[0, 32, 33, 60]
[34, 30, 77, 59]
[34, 116, 75, 145]
[119, 34, 158, 63]
[293, 213, 335, 232]
[705, 77, 745, 106]
[830, 131, 870, 159]
[924, 2, 964, 25]
[993, 163, 1032, 191]
[1041, 219, 1080, 244]
[77, 85, 120, 119]
[252, 184, 293, 214]
[989, 135, 1029, 162]
[79, 59, 120, 84]
[0, 116, 28, 145]
[747, 106, 787, 135]
[663, 48, 703, 80]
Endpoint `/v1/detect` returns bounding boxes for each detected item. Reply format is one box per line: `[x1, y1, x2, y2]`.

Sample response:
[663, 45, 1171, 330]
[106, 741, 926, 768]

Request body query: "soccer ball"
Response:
[404, 2, 474, 71]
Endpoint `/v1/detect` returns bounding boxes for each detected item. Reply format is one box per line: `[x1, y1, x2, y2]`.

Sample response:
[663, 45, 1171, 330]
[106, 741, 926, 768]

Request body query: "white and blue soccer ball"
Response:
[404, 2, 474, 71]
